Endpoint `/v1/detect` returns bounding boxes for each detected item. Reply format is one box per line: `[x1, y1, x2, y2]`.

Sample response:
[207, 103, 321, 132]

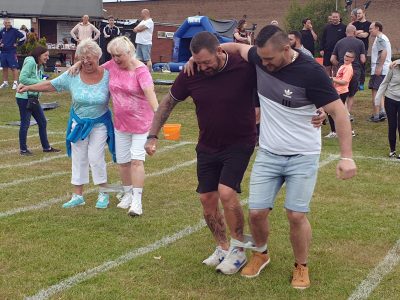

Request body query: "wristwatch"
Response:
[147, 135, 158, 139]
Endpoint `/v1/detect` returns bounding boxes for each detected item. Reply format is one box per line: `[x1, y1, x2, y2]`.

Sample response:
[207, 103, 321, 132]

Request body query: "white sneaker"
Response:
[0, 82, 9, 89]
[12, 82, 18, 90]
[128, 196, 143, 217]
[117, 192, 133, 209]
[216, 247, 247, 275]
[116, 191, 124, 202]
[324, 132, 337, 138]
[202, 246, 228, 266]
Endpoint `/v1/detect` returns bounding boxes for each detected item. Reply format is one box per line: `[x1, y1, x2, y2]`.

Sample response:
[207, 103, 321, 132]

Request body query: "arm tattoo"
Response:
[204, 211, 228, 245]
[149, 93, 178, 136]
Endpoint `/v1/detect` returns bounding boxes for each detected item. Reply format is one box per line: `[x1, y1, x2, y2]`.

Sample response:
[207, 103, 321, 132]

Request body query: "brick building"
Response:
[104, 0, 399, 63]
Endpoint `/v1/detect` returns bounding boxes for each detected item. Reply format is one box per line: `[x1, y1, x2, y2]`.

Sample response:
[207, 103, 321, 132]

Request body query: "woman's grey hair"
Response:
[107, 36, 136, 56]
[75, 38, 102, 59]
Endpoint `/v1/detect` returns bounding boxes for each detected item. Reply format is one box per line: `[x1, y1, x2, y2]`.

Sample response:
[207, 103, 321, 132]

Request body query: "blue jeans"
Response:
[16, 97, 50, 151]
[249, 148, 320, 212]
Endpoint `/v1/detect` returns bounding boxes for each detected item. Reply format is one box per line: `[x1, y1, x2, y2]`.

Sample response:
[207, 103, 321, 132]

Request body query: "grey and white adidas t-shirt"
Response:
[248, 47, 339, 155]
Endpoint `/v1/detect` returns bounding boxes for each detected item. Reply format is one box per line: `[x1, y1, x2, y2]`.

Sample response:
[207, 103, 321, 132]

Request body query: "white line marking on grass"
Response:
[0, 159, 197, 219]
[156, 141, 195, 154]
[354, 155, 400, 163]
[0, 171, 69, 190]
[0, 125, 34, 131]
[0, 131, 65, 143]
[25, 156, 335, 299]
[24, 218, 209, 300]
[0, 142, 195, 191]
[320, 154, 339, 167]
[348, 239, 400, 300]
[0, 140, 65, 156]
[0, 154, 66, 170]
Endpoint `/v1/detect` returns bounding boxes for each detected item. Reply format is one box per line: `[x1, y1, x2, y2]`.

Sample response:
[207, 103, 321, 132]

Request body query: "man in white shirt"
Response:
[134, 9, 154, 71]
[70, 15, 100, 44]
[368, 21, 392, 122]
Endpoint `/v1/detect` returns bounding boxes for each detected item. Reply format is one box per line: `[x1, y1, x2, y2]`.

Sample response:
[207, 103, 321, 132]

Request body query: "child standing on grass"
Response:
[325, 50, 355, 138]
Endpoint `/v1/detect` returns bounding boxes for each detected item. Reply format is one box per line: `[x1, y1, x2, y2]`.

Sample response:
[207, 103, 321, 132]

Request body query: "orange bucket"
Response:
[315, 57, 324, 66]
[162, 124, 181, 140]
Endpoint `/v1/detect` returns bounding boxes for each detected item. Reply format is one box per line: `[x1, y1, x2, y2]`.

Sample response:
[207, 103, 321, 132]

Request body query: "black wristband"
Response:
[147, 135, 158, 139]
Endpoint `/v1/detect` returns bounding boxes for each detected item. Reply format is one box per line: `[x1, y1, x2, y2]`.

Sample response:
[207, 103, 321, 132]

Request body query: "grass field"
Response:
[0, 70, 399, 300]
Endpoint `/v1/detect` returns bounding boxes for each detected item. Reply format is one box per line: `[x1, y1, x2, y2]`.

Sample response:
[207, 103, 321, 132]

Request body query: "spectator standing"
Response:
[15, 46, 60, 155]
[369, 21, 392, 122]
[353, 8, 371, 90]
[0, 18, 25, 89]
[300, 18, 317, 56]
[19, 25, 28, 41]
[349, 9, 357, 24]
[134, 9, 154, 71]
[331, 24, 366, 119]
[320, 11, 346, 76]
[103, 16, 120, 62]
[326, 50, 356, 138]
[288, 31, 313, 58]
[27, 28, 38, 42]
[70, 15, 100, 44]
[233, 19, 251, 44]
[375, 59, 400, 158]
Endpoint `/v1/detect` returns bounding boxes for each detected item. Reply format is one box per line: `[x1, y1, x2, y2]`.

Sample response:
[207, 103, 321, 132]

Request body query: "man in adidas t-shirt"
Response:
[222, 25, 356, 288]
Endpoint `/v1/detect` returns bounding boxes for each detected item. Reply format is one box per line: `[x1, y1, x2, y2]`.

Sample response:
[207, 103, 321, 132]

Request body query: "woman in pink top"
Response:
[104, 36, 159, 216]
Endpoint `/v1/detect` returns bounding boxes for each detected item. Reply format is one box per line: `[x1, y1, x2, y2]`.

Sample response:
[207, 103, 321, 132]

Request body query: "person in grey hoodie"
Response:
[375, 59, 400, 158]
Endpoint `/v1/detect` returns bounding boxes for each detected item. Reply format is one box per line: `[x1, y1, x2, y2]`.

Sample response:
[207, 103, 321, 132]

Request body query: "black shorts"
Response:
[323, 51, 333, 66]
[196, 145, 254, 194]
[339, 92, 349, 103]
[369, 75, 385, 90]
[348, 70, 361, 97]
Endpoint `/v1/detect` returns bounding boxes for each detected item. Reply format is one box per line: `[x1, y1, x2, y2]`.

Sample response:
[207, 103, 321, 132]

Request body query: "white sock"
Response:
[123, 185, 133, 193]
[13, 80, 18, 84]
[132, 188, 143, 201]
[3, 81, 8, 84]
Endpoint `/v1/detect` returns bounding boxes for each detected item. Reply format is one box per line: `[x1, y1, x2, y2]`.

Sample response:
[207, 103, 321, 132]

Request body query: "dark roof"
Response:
[1, 0, 104, 19]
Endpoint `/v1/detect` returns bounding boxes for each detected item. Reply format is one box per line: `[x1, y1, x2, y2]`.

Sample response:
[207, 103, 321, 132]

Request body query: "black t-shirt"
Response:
[170, 52, 257, 152]
[301, 29, 315, 55]
[353, 20, 371, 51]
[332, 37, 366, 71]
[321, 23, 347, 52]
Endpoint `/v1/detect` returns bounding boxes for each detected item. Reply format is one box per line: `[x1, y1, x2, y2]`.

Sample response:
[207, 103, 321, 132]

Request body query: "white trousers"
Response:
[115, 129, 148, 164]
[71, 123, 108, 185]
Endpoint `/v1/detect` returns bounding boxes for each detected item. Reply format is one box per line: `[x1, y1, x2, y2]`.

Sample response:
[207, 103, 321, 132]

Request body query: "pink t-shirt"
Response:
[334, 64, 353, 95]
[102, 60, 154, 133]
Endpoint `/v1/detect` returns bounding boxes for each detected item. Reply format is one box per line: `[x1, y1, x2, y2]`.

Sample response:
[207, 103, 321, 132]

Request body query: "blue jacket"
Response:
[0, 27, 25, 52]
[66, 108, 116, 162]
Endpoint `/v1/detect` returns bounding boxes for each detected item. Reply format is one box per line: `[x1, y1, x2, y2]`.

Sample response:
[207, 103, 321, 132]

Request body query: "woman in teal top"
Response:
[18, 39, 115, 209]
[16, 46, 60, 155]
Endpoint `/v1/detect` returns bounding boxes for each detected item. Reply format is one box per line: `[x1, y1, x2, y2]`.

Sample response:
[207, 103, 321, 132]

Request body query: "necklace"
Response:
[291, 51, 298, 63]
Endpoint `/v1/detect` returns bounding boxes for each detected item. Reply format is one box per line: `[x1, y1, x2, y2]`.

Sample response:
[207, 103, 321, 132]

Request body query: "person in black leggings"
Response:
[375, 59, 400, 158]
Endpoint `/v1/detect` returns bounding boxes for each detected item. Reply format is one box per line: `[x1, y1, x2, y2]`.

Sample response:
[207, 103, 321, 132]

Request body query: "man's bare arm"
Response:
[220, 42, 251, 62]
[145, 92, 179, 156]
[148, 93, 178, 136]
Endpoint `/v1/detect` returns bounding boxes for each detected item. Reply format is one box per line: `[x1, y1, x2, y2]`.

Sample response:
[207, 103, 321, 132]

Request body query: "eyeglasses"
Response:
[79, 55, 95, 62]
